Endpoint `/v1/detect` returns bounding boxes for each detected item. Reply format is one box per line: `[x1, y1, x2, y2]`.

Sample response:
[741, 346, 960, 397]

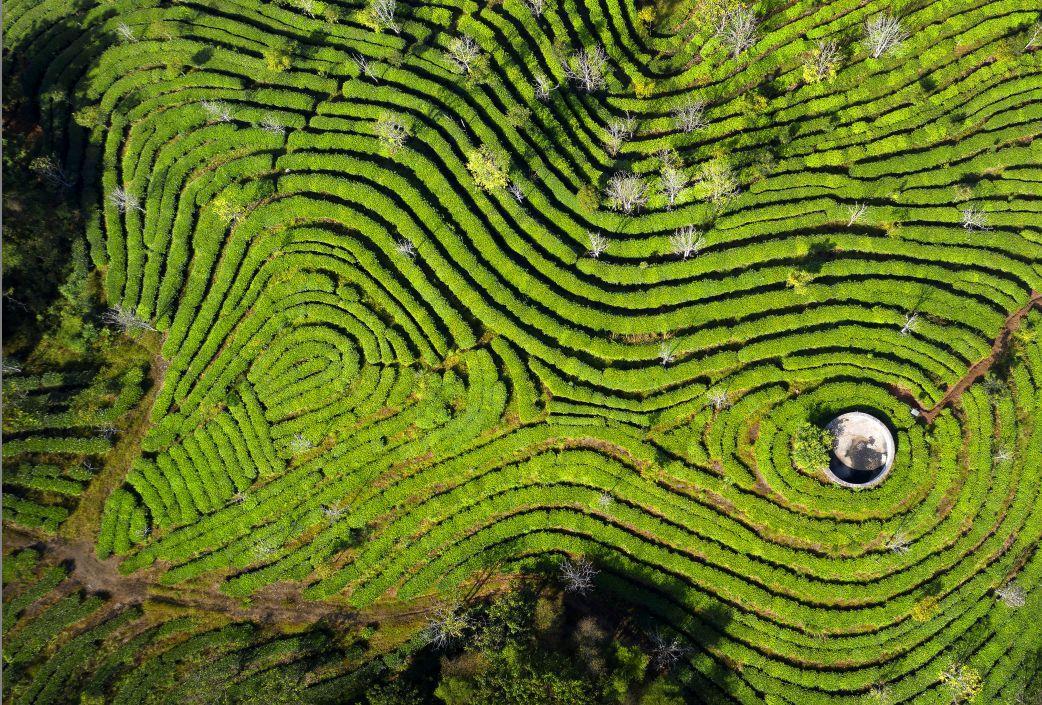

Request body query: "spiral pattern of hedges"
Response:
[5, 0, 1042, 701]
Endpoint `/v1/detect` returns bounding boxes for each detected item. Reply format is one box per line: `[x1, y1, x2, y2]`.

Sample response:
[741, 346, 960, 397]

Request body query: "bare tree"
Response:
[716, 4, 757, 58]
[201, 100, 233, 122]
[940, 662, 982, 704]
[297, 0, 319, 17]
[1025, 25, 1040, 52]
[670, 226, 704, 259]
[864, 13, 908, 59]
[231, 491, 248, 505]
[605, 172, 650, 213]
[446, 35, 482, 75]
[368, 0, 400, 33]
[424, 604, 473, 648]
[115, 21, 138, 43]
[807, 39, 841, 82]
[707, 388, 730, 411]
[108, 186, 144, 213]
[649, 632, 687, 670]
[846, 202, 867, 226]
[353, 53, 379, 83]
[2, 358, 23, 375]
[30, 155, 73, 191]
[565, 46, 608, 92]
[961, 207, 991, 231]
[673, 99, 706, 132]
[900, 312, 918, 336]
[375, 112, 410, 152]
[522, 0, 546, 16]
[560, 557, 598, 594]
[322, 504, 347, 522]
[534, 73, 555, 101]
[508, 181, 525, 203]
[288, 433, 313, 453]
[659, 340, 676, 366]
[993, 446, 1013, 464]
[395, 238, 416, 259]
[603, 115, 636, 156]
[868, 685, 893, 704]
[596, 492, 613, 509]
[886, 532, 911, 555]
[103, 306, 156, 334]
[996, 581, 1026, 608]
[259, 114, 286, 134]
[587, 231, 608, 258]
[659, 165, 688, 208]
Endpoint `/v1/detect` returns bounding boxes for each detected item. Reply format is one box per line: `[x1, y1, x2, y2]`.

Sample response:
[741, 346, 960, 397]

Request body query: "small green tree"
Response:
[466, 146, 508, 191]
[263, 43, 294, 72]
[792, 422, 833, 473]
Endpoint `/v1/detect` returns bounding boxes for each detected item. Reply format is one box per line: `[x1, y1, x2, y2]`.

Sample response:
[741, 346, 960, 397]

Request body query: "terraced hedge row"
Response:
[4, 0, 1041, 702]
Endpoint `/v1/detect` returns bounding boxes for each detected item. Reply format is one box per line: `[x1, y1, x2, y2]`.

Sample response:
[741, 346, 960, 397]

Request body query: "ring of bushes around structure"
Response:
[4, 0, 1041, 702]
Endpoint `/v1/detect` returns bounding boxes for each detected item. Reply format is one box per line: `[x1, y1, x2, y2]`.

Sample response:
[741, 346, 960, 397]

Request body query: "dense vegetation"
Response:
[3, 0, 1041, 702]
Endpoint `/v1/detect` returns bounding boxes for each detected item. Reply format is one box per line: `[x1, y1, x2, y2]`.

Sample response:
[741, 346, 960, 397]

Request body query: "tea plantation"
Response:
[3, 0, 1042, 702]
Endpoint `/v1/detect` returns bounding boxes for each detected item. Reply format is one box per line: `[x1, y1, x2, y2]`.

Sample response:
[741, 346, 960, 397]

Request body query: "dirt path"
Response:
[6, 528, 444, 628]
[892, 291, 1041, 424]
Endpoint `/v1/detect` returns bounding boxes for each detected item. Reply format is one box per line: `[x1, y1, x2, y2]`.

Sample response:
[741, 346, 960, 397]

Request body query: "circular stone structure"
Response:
[825, 412, 895, 488]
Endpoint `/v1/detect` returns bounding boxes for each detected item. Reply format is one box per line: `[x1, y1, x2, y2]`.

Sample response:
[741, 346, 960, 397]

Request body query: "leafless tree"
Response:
[353, 54, 378, 83]
[115, 21, 138, 43]
[659, 340, 676, 366]
[670, 226, 704, 259]
[522, 0, 546, 16]
[508, 181, 525, 203]
[288, 433, 313, 453]
[30, 156, 73, 191]
[2, 358, 23, 375]
[108, 186, 144, 214]
[864, 13, 908, 59]
[103, 306, 156, 334]
[565, 46, 608, 92]
[603, 115, 636, 156]
[886, 532, 911, 555]
[369, 0, 400, 33]
[259, 114, 286, 134]
[231, 491, 248, 505]
[424, 604, 473, 648]
[673, 99, 706, 132]
[846, 202, 867, 226]
[900, 312, 918, 336]
[868, 685, 893, 704]
[596, 492, 613, 509]
[707, 388, 730, 411]
[323, 504, 347, 522]
[446, 35, 482, 75]
[996, 581, 1026, 608]
[716, 4, 757, 58]
[1025, 25, 1040, 52]
[297, 0, 319, 17]
[993, 446, 1013, 464]
[560, 557, 598, 594]
[395, 238, 417, 259]
[375, 113, 410, 152]
[961, 207, 991, 231]
[659, 165, 688, 208]
[808, 39, 841, 81]
[587, 231, 608, 258]
[605, 172, 649, 213]
[649, 631, 687, 670]
[201, 100, 233, 122]
[534, 73, 555, 101]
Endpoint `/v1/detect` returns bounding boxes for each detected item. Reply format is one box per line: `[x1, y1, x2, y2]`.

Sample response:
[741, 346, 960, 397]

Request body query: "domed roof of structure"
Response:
[825, 412, 895, 488]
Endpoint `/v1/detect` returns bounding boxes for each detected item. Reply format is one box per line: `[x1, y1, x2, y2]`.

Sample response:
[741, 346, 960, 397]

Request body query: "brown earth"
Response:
[891, 291, 1041, 424]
